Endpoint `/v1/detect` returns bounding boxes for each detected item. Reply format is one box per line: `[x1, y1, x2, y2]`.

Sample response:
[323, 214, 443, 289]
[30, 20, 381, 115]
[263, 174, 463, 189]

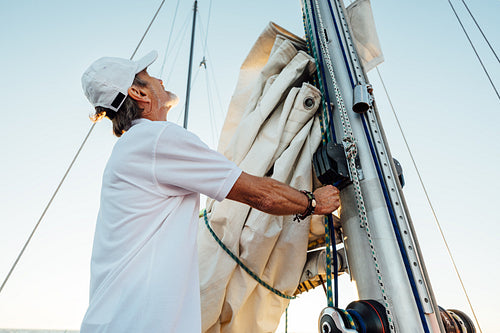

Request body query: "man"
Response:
[80, 50, 340, 332]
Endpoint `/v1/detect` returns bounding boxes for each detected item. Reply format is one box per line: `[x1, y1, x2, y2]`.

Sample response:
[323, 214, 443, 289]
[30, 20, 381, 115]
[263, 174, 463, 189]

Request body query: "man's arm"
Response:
[226, 171, 340, 216]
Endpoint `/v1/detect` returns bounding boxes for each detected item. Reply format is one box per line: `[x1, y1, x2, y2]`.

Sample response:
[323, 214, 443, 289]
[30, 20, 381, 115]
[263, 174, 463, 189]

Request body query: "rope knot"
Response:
[342, 136, 358, 160]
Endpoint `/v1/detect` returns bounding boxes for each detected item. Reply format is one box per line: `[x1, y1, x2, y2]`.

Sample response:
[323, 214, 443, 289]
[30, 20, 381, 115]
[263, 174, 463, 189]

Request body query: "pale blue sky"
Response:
[0, 0, 499, 331]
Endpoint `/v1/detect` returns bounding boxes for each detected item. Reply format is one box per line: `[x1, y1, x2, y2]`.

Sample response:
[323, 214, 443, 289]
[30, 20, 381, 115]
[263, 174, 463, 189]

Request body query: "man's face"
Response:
[136, 70, 179, 121]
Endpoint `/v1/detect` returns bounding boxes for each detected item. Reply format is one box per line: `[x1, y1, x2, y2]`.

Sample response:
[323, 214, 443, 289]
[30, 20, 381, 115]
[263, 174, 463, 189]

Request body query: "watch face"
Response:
[312, 199, 317, 208]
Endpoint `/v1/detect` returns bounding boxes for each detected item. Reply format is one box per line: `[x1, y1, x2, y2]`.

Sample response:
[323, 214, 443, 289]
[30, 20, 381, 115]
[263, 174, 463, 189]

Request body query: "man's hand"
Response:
[227, 172, 341, 217]
[313, 185, 340, 215]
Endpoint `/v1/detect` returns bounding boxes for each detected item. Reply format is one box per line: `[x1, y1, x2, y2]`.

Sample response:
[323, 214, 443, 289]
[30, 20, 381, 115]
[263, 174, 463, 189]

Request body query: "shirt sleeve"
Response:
[153, 122, 242, 201]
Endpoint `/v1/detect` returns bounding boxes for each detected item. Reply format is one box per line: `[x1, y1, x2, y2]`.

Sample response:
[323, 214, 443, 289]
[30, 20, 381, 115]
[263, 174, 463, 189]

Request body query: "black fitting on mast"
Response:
[313, 142, 351, 190]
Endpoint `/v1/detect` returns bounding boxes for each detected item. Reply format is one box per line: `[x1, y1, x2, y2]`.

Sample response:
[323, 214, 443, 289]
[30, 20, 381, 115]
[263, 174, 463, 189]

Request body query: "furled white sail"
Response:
[198, 22, 323, 333]
[346, 0, 384, 71]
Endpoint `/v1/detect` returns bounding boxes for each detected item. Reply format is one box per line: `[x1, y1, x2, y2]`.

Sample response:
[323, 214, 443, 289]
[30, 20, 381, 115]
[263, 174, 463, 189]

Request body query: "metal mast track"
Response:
[303, 0, 445, 331]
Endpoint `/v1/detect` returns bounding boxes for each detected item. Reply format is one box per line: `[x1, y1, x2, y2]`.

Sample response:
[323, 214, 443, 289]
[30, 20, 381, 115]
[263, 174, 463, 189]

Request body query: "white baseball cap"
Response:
[82, 50, 158, 112]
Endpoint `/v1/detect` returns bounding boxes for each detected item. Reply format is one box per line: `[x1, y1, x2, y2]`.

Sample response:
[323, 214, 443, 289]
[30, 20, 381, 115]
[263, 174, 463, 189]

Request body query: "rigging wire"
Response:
[374, 66, 483, 333]
[202, 0, 213, 56]
[196, 5, 222, 146]
[195, 0, 226, 120]
[159, 0, 182, 78]
[131, 0, 166, 60]
[0, 0, 166, 296]
[206, 46, 227, 124]
[176, 66, 202, 124]
[446, 0, 500, 102]
[204, 65, 219, 148]
[197, 13, 208, 62]
[0, 124, 95, 295]
[163, 12, 192, 87]
[185, 2, 224, 148]
[199, 11, 227, 128]
[172, 2, 215, 129]
[460, 0, 499, 63]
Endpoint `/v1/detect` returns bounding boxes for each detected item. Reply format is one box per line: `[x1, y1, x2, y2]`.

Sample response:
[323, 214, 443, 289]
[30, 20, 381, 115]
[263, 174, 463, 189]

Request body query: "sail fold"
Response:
[198, 22, 323, 333]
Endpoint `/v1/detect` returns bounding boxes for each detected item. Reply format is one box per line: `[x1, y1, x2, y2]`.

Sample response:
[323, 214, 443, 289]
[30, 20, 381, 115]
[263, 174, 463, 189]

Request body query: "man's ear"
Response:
[128, 85, 150, 103]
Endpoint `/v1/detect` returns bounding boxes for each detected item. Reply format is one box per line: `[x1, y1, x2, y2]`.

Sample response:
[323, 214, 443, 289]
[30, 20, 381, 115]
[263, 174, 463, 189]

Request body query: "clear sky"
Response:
[0, 0, 499, 332]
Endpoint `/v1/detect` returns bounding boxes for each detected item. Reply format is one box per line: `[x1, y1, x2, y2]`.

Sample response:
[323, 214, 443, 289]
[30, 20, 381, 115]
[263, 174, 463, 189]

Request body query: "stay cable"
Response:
[0, 0, 166, 296]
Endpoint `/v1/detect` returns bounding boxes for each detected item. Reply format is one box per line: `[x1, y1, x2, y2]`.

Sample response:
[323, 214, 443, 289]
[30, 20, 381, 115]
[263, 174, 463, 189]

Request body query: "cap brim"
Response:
[135, 50, 158, 73]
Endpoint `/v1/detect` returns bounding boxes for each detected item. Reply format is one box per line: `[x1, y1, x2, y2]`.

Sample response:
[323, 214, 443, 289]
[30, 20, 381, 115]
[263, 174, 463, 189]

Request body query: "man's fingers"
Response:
[313, 185, 341, 215]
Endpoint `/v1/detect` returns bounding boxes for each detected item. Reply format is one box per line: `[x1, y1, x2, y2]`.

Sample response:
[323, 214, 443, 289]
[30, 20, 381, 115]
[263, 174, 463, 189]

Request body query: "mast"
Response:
[303, 0, 447, 331]
[183, 0, 198, 129]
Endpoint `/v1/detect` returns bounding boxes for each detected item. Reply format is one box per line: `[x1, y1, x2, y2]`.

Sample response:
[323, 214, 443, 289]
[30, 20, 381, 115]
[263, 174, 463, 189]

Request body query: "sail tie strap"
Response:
[202, 209, 296, 300]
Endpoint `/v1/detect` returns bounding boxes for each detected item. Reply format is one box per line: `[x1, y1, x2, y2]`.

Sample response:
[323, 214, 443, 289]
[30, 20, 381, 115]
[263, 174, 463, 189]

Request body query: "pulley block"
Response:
[318, 307, 357, 333]
[346, 300, 390, 333]
[313, 142, 351, 190]
[439, 307, 476, 333]
[318, 300, 390, 333]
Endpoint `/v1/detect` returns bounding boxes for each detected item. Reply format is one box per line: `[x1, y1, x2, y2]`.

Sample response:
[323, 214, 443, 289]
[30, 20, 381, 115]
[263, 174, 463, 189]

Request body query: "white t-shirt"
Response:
[80, 119, 242, 333]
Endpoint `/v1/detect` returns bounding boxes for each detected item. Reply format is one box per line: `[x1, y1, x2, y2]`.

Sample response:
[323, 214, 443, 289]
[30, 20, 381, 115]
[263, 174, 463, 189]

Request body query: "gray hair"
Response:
[91, 75, 148, 137]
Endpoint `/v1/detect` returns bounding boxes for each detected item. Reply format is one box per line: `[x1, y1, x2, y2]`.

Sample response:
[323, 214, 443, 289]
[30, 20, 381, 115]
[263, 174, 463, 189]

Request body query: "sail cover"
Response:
[197, 22, 323, 332]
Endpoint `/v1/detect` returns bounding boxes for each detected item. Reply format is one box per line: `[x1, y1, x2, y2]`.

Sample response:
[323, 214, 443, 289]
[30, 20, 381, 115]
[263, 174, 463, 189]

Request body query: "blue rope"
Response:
[304, 0, 340, 311]
[328, 215, 339, 307]
[324, 216, 334, 307]
[325, 0, 355, 88]
[202, 210, 296, 300]
[308, 1, 431, 331]
[303, 2, 337, 142]
[338, 308, 356, 329]
[347, 309, 366, 333]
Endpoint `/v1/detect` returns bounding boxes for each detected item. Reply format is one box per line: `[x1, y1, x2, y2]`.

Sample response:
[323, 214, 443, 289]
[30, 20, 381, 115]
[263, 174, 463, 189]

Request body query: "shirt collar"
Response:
[131, 118, 152, 126]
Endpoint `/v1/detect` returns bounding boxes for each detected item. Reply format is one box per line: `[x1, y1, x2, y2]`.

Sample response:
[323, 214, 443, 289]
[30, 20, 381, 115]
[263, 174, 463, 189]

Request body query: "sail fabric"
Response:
[197, 22, 323, 333]
[346, 0, 384, 71]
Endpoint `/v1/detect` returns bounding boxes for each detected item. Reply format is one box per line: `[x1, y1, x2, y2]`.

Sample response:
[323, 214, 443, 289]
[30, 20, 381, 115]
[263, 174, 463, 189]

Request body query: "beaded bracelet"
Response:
[294, 190, 316, 222]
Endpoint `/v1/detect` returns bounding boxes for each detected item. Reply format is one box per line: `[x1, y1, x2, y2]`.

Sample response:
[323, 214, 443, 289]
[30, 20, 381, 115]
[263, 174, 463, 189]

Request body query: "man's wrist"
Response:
[294, 190, 316, 222]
